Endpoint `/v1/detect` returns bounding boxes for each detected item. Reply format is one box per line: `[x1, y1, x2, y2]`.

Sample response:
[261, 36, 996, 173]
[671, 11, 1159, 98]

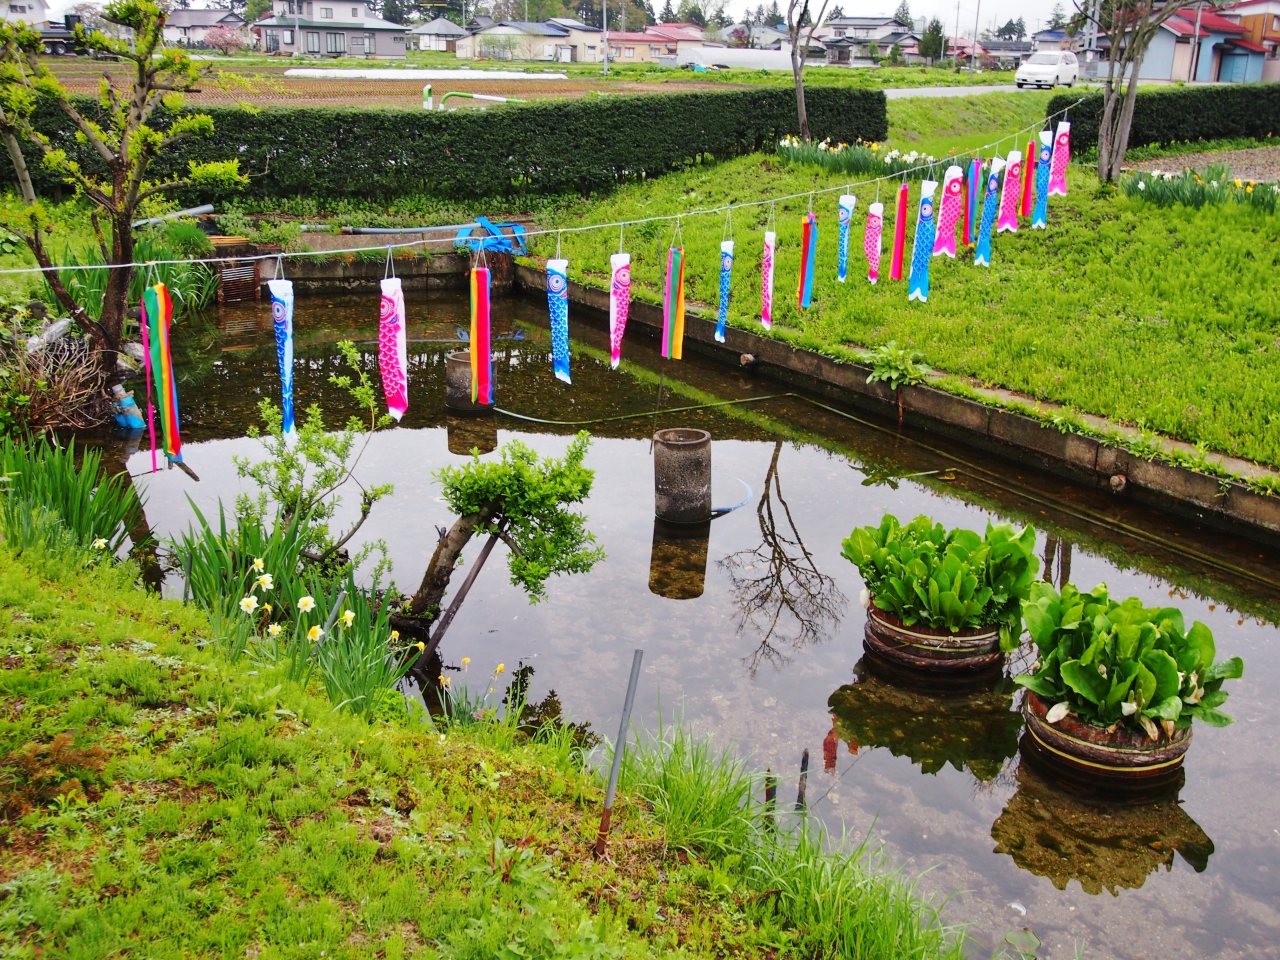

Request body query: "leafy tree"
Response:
[996, 17, 1026, 39]
[381, 0, 411, 22]
[886, 41, 901, 64]
[1048, 2, 1067, 29]
[405, 433, 604, 660]
[892, 0, 911, 27]
[919, 16, 946, 62]
[785, 0, 829, 142]
[826, 4, 843, 18]
[0, 2, 244, 379]
[659, 0, 675, 21]
[764, 0, 783, 27]
[245, 0, 272, 20]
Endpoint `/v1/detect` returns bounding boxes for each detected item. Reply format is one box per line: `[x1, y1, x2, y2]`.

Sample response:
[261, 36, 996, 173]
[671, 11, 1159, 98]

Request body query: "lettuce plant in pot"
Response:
[1016, 582, 1244, 790]
[841, 514, 1039, 674]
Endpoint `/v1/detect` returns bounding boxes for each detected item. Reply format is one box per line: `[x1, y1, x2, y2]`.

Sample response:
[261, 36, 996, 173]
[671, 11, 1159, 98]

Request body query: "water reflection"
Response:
[719, 440, 847, 674]
[648, 518, 711, 600]
[991, 762, 1214, 896]
[827, 657, 1021, 782]
[446, 415, 498, 456]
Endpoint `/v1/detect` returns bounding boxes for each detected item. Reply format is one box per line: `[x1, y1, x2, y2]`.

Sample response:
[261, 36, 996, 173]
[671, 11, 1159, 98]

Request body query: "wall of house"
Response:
[1195, 34, 1231, 81]
[374, 30, 406, 56]
[1137, 30, 1177, 79]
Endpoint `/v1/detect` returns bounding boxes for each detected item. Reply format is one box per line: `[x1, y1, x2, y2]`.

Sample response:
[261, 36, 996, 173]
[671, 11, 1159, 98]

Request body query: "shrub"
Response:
[1048, 84, 1280, 155]
[1016, 582, 1244, 737]
[6, 88, 890, 201]
[841, 513, 1038, 645]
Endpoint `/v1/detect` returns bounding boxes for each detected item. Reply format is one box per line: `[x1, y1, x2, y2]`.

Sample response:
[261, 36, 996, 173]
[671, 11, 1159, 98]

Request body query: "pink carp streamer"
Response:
[1020, 139, 1036, 217]
[864, 202, 883, 284]
[378, 277, 408, 421]
[932, 165, 963, 258]
[890, 181, 909, 281]
[1048, 121, 1071, 196]
[997, 149, 1022, 233]
[760, 230, 776, 330]
[608, 252, 631, 369]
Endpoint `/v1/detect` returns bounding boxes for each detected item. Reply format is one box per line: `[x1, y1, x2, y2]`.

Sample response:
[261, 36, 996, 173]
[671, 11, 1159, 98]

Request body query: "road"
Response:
[884, 84, 1072, 98]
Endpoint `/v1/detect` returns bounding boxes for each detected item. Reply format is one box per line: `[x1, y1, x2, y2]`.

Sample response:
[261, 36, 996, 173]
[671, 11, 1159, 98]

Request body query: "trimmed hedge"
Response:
[1048, 83, 1280, 154]
[8, 87, 887, 201]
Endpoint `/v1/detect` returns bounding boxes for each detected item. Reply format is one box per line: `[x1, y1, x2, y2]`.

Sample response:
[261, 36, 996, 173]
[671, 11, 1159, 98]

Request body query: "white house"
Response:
[409, 16, 465, 52]
[2, 0, 49, 25]
[252, 0, 408, 57]
[163, 8, 249, 47]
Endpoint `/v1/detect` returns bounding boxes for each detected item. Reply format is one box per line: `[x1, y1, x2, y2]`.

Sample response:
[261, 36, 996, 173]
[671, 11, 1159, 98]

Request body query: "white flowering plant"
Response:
[1016, 582, 1244, 738]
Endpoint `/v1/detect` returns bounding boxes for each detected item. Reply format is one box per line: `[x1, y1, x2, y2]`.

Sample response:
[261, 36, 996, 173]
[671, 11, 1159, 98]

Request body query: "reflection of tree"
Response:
[718, 441, 846, 674]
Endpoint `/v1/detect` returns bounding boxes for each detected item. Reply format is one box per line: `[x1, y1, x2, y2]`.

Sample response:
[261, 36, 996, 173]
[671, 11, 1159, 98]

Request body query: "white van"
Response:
[1015, 51, 1079, 88]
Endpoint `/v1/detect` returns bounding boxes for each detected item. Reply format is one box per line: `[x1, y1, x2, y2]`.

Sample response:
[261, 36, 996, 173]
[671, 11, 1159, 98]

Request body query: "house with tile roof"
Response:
[1225, 0, 1280, 78]
[161, 8, 249, 46]
[409, 16, 465, 52]
[1125, 7, 1266, 81]
[252, 0, 408, 57]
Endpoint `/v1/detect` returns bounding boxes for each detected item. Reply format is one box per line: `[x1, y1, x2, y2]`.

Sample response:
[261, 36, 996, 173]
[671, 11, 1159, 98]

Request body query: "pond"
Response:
[122, 289, 1280, 960]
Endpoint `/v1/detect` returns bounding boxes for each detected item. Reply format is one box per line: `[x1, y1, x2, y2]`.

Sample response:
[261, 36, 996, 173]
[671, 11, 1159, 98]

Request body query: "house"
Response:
[726, 21, 788, 48]
[948, 36, 986, 59]
[409, 16, 465, 52]
[456, 21, 572, 61]
[653, 20, 704, 39]
[1, 0, 48, 25]
[1130, 7, 1265, 82]
[251, 0, 408, 57]
[981, 39, 1034, 66]
[163, 8, 249, 47]
[816, 15, 912, 42]
[602, 30, 658, 62]
[643, 24, 707, 58]
[1226, 0, 1280, 79]
[1032, 28, 1071, 51]
[546, 18, 604, 62]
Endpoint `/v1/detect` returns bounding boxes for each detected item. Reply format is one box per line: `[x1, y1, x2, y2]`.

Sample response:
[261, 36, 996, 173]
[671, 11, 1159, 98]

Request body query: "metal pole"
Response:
[953, 0, 961, 69]
[602, 0, 609, 75]
[594, 648, 644, 857]
[970, 0, 981, 80]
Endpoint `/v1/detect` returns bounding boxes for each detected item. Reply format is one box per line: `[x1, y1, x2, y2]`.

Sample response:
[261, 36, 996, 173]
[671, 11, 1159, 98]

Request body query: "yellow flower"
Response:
[1247, 184, 1255, 193]
[443, 676, 452, 687]
[298, 596, 316, 614]
[390, 630, 399, 640]
[307, 625, 324, 641]
[357, 739, 365, 745]
[92, 538, 108, 550]
[255, 573, 274, 592]
[252, 558, 265, 572]
[495, 663, 505, 675]
[341, 610, 355, 627]
[1234, 178, 1242, 188]
[415, 641, 425, 652]
[239, 596, 259, 614]
[461, 657, 471, 666]
[263, 604, 272, 614]
[267, 623, 282, 637]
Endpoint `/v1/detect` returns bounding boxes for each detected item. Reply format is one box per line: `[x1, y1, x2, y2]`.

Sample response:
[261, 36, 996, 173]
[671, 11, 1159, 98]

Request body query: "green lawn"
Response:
[544, 153, 1280, 467]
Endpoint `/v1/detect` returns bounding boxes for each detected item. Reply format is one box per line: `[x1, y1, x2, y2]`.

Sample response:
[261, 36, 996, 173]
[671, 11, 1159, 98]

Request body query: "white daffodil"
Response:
[267, 623, 282, 637]
[252, 557, 265, 572]
[341, 609, 355, 627]
[239, 595, 259, 615]
[859, 588, 870, 610]
[256, 573, 274, 592]
[92, 538, 108, 550]
[297, 596, 316, 614]
[1045, 701, 1071, 724]
[307, 625, 324, 642]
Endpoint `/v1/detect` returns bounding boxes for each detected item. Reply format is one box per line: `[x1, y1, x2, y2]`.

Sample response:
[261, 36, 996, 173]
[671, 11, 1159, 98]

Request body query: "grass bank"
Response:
[0, 538, 963, 959]
[543, 151, 1280, 469]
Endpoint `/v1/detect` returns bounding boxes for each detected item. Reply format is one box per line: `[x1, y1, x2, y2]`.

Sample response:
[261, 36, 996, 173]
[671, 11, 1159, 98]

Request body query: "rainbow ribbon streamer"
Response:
[1020, 139, 1036, 218]
[1033, 131, 1053, 229]
[797, 212, 817, 309]
[266, 278, 294, 436]
[760, 231, 776, 330]
[469, 267, 493, 405]
[864, 202, 883, 284]
[997, 149, 1022, 234]
[1049, 121, 1071, 197]
[141, 283, 181, 469]
[379, 277, 408, 421]
[836, 194, 856, 283]
[932, 166, 963, 258]
[890, 181, 909, 281]
[609, 252, 631, 369]
[546, 258, 571, 383]
[661, 246, 686, 360]
[975, 157, 1005, 267]
[965, 158, 980, 246]
[908, 180, 937, 303]
[715, 240, 734, 343]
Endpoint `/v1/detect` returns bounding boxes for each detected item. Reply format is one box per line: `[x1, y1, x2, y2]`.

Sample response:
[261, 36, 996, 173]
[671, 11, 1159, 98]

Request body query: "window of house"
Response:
[543, 42, 553, 55]
[264, 29, 280, 51]
[650, 45, 660, 56]
[320, 7, 333, 18]
[326, 30, 345, 52]
[306, 30, 320, 51]
[393, 35, 403, 42]
[282, 30, 294, 45]
[624, 46, 634, 56]
[9, 3, 26, 11]
[352, 7, 359, 16]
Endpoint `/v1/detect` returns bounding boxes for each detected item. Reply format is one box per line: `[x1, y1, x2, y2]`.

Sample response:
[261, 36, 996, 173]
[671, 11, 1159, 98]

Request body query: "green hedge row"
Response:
[1048, 83, 1280, 154]
[8, 87, 888, 201]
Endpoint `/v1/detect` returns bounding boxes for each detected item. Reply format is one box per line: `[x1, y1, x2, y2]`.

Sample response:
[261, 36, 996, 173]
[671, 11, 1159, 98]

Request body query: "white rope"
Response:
[0, 98, 1086, 278]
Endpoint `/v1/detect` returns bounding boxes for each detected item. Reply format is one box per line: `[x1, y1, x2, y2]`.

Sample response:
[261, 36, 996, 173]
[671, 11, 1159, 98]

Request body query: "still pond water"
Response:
[127, 290, 1280, 959]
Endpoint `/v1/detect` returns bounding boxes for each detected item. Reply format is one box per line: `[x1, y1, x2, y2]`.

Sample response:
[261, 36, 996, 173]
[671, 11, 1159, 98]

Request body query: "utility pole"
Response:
[1189, 0, 1204, 82]
[969, 0, 980, 79]
[603, 0, 610, 73]
[953, 0, 960, 68]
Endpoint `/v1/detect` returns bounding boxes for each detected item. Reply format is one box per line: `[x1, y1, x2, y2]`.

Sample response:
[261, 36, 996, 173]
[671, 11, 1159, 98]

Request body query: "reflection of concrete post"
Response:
[446, 416, 498, 456]
[1058, 541, 1072, 590]
[653, 428, 711, 523]
[1042, 535, 1058, 586]
[648, 518, 710, 599]
[444, 350, 493, 413]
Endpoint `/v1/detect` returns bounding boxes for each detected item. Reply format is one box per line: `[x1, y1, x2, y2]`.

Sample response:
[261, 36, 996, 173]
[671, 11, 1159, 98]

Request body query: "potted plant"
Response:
[841, 514, 1039, 674]
[1016, 582, 1244, 790]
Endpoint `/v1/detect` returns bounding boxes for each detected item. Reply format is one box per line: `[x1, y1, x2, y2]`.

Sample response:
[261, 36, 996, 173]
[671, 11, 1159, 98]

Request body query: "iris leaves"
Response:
[841, 514, 1038, 645]
[1016, 582, 1244, 737]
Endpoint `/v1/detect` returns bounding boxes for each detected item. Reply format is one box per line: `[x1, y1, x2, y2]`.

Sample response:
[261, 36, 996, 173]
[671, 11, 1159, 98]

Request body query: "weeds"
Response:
[1122, 164, 1279, 213]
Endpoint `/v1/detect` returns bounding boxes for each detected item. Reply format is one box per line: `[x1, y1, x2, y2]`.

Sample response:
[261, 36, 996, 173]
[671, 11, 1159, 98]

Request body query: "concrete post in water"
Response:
[653, 428, 711, 524]
[595, 648, 644, 858]
[648, 517, 710, 600]
[444, 350, 494, 414]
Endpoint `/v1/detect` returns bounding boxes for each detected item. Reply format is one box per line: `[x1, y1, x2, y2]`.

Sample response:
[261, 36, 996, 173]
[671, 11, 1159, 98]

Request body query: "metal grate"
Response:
[218, 261, 259, 303]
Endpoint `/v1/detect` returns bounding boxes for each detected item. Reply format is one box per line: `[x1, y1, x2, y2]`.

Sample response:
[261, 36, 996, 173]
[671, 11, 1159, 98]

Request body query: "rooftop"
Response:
[164, 8, 245, 27]
[409, 16, 465, 36]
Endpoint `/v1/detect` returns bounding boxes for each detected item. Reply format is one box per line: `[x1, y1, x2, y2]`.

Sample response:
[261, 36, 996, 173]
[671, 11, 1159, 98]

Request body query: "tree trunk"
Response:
[791, 42, 810, 142]
[1106, 67, 1145, 182]
[97, 210, 134, 381]
[407, 508, 492, 617]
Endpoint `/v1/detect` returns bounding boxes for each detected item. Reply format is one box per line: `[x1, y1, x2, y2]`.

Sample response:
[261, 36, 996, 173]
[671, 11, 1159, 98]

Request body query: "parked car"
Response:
[1015, 51, 1078, 88]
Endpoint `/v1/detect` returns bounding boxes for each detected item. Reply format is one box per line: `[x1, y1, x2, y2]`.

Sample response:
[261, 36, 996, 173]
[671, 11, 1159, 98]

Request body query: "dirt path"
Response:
[1132, 145, 1280, 182]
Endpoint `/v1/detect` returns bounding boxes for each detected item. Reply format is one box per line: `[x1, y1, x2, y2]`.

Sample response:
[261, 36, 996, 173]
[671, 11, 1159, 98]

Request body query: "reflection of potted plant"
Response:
[841, 514, 1038, 674]
[1016, 582, 1244, 790]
